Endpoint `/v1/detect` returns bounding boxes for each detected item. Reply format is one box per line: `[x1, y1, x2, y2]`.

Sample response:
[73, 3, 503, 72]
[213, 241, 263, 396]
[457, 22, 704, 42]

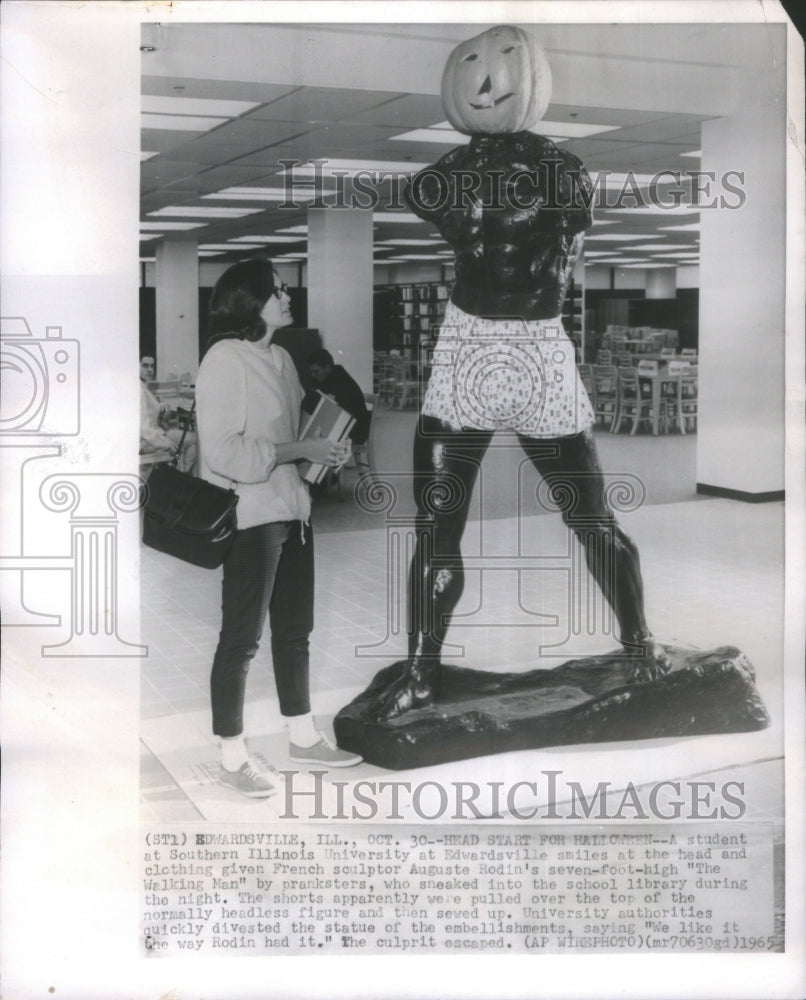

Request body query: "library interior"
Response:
[137, 22, 787, 821]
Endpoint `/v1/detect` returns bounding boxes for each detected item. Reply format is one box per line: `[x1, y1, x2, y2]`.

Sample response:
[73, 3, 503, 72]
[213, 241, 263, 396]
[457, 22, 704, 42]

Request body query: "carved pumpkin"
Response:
[441, 25, 552, 136]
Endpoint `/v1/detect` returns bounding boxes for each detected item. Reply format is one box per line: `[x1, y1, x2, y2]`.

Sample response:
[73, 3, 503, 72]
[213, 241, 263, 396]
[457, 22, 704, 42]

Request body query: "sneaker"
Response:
[289, 735, 362, 768]
[219, 760, 277, 798]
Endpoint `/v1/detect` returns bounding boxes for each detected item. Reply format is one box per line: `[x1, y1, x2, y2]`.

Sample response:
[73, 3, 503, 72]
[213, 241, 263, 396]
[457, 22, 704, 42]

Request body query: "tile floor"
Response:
[141, 485, 785, 826]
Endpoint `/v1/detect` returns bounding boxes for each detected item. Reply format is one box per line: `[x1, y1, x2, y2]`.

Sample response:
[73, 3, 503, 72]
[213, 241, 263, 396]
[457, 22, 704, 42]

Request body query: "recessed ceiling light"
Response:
[141, 113, 228, 132]
[584, 234, 651, 242]
[376, 239, 444, 246]
[630, 243, 694, 250]
[680, 150, 702, 158]
[139, 256, 156, 262]
[394, 253, 452, 260]
[199, 251, 226, 257]
[141, 95, 259, 117]
[229, 235, 306, 243]
[372, 212, 426, 224]
[199, 244, 265, 251]
[592, 171, 658, 187]
[290, 159, 429, 178]
[390, 128, 468, 145]
[275, 226, 308, 234]
[202, 187, 322, 202]
[140, 221, 206, 231]
[423, 120, 620, 140]
[603, 205, 698, 216]
[141, 151, 159, 161]
[619, 262, 678, 268]
[149, 206, 264, 219]
[139, 233, 163, 241]
[658, 223, 700, 232]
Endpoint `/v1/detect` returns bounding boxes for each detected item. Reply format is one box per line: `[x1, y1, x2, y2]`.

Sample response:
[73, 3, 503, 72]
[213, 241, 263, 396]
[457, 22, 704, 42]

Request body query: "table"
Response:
[636, 370, 681, 435]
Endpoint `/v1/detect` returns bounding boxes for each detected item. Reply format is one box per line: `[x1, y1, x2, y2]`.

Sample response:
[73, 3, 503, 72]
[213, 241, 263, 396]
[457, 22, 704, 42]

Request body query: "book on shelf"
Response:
[297, 390, 355, 485]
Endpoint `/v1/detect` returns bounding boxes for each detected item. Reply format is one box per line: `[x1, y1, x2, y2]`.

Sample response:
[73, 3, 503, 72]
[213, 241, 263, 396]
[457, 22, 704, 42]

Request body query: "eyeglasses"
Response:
[271, 281, 289, 299]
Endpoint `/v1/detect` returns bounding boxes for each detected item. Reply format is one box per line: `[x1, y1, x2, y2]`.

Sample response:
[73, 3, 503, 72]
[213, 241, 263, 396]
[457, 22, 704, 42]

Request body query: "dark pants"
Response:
[210, 520, 313, 737]
[408, 418, 650, 667]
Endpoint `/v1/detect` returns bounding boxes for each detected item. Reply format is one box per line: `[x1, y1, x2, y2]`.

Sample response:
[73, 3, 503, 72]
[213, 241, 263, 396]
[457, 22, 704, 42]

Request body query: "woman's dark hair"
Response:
[206, 257, 275, 347]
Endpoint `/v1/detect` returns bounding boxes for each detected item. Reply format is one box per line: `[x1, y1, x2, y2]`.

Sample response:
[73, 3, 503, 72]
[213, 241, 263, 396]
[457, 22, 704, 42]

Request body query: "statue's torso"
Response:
[406, 132, 592, 320]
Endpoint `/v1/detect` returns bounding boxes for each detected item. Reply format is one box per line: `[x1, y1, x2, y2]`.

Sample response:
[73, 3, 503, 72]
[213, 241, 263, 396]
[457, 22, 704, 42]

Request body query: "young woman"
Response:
[196, 258, 361, 797]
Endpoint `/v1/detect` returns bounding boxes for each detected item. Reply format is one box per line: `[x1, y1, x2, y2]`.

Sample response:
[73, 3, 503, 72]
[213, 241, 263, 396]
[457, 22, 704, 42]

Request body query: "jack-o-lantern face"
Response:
[441, 25, 552, 136]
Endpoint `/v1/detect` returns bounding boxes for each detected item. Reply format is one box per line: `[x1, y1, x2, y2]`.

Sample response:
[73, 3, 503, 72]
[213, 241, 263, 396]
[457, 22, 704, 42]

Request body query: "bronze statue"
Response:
[369, 25, 670, 720]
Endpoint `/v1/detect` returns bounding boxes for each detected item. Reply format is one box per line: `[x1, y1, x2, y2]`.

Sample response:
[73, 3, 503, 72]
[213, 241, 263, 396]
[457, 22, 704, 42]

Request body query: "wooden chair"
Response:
[616, 352, 633, 368]
[665, 368, 698, 434]
[680, 348, 698, 358]
[390, 356, 420, 409]
[612, 368, 655, 435]
[659, 347, 676, 359]
[577, 364, 595, 407]
[596, 349, 613, 365]
[375, 355, 398, 407]
[592, 365, 618, 429]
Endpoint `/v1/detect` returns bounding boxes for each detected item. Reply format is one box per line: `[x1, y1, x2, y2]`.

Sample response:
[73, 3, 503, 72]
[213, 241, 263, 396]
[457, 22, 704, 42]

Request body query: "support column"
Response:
[697, 76, 786, 499]
[645, 268, 676, 299]
[155, 240, 199, 380]
[307, 207, 373, 392]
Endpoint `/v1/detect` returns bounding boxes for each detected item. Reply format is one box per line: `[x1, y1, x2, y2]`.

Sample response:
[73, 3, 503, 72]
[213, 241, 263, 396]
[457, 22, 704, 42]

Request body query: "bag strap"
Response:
[169, 399, 195, 468]
[173, 398, 237, 492]
[176, 399, 195, 453]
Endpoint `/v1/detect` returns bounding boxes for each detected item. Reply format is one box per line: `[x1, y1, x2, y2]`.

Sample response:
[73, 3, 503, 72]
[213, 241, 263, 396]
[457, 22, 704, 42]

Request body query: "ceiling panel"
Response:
[139, 26, 727, 263]
[142, 75, 299, 104]
[141, 128, 208, 153]
[244, 86, 405, 123]
[344, 93, 447, 127]
[157, 142, 265, 166]
[194, 118, 314, 147]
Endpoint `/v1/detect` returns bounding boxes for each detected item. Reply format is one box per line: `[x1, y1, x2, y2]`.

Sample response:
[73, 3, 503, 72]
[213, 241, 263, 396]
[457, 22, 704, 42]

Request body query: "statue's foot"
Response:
[366, 670, 435, 721]
[622, 636, 672, 683]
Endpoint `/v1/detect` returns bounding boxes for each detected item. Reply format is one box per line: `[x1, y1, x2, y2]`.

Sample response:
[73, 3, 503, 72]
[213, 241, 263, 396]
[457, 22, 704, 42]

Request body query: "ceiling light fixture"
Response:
[199, 243, 265, 251]
[149, 206, 264, 219]
[229, 235, 306, 243]
[202, 187, 322, 202]
[141, 113, 228, 132]
[140, 221, 206, 231]
[141, 95, 259, 117]
[291, 159, 429, 178]
[372, 212, 426, 224]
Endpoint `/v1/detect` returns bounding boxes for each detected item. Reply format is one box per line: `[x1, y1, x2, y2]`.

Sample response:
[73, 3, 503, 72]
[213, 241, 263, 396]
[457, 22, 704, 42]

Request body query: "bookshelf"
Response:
[373, 281, 451, 360]
[561, 275, 584, 362]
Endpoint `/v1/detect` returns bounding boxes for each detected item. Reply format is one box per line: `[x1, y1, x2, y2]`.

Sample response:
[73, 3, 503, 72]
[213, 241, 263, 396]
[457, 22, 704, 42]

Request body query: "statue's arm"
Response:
[403, 146, 472, 245]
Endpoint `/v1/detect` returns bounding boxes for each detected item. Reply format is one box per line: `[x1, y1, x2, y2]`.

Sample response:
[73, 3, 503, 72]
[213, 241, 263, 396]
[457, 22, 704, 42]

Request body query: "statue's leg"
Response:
[370, 416, 492, 719]
[518, 428, 671, 680]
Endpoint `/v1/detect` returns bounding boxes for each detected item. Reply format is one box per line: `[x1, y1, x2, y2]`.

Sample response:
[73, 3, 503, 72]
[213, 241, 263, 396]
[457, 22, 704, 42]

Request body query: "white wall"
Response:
[697, 88, 786, 494]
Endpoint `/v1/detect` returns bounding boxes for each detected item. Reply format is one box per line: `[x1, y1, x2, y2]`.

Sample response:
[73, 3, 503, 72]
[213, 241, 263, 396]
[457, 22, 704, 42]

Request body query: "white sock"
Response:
[220, 735, 248, 772]
[286, 713, 319, 748]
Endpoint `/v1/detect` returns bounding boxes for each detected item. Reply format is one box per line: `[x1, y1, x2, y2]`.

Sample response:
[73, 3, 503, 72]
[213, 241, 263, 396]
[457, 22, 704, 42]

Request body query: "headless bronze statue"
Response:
[369, 26, 670, 720]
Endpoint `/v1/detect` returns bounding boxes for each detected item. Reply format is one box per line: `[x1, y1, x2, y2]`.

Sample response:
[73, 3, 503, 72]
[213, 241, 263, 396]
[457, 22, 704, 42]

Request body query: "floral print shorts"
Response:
[421, 301, 595, 438]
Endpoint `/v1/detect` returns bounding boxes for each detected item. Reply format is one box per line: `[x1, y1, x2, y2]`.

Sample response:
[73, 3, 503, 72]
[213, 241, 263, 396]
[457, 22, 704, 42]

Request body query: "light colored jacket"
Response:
[139, 382, 175, 452]
[195, 337, 311, 530]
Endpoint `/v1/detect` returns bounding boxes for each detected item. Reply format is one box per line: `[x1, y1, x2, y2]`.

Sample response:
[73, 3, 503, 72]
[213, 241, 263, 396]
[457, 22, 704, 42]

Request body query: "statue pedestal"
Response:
[334, 646, 769, 770]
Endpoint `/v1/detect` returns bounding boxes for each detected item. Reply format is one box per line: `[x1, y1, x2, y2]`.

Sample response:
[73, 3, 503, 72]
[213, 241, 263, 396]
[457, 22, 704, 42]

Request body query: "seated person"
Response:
[139, 355, 197, 473]
[307, 348, 371, 445]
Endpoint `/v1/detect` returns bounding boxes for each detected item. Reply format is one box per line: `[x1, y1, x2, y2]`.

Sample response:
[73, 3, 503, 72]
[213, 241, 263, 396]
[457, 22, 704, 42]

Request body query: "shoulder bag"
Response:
[142, 402, 239, 569]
